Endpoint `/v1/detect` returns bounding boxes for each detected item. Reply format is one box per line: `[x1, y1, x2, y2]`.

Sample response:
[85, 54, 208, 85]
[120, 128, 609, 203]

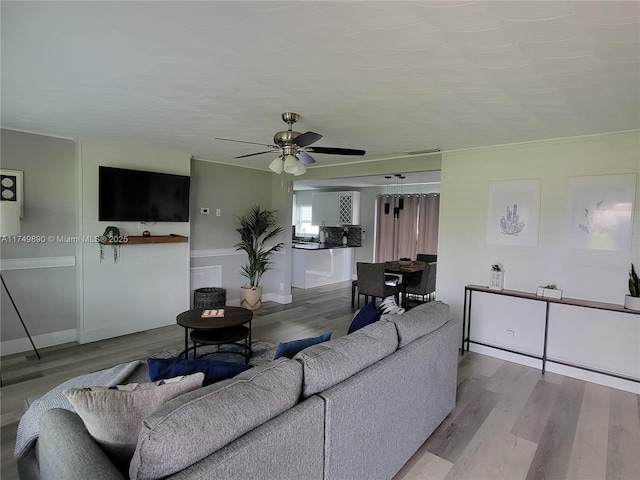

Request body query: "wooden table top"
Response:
[176, 306, 253, 329]
[384, 260, 427, 274]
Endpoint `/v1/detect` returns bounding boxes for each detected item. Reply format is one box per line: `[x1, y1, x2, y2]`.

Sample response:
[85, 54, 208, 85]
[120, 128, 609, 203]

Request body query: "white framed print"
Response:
[487, 179, 540, 247]
[565, 174, 636, 252]
[0, 169, 24, 218]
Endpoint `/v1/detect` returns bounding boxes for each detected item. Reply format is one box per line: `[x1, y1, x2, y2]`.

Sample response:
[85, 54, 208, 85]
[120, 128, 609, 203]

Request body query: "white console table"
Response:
[462, 284, 640, 384]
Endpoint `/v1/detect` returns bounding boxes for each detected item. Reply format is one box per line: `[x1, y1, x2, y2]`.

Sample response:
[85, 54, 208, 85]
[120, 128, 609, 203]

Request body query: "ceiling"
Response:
[2, 1, 639, 173]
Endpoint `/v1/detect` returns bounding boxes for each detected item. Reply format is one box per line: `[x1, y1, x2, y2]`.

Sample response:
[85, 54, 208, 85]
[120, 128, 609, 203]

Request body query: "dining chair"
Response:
[405, 261, 437, 305]
[355, 262, 401, 309]
[416, 253, 437, 263]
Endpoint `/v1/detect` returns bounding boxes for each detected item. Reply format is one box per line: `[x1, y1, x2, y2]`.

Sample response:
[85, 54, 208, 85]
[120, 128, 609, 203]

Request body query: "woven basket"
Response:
[193, 287, 226, 308]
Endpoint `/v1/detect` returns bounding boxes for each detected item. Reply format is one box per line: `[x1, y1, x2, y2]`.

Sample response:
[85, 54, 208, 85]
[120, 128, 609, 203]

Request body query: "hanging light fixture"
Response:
[268, 156, 284, 174]
[293, 160, 306, 176]
[283, 154, 299, 174]
[394, 174, 401, 218]
[384, 176, 391, 214]
[398, 175, 405, 210]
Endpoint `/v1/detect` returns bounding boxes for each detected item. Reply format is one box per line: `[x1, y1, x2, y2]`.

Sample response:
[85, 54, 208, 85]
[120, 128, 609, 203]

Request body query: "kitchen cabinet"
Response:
[292, 246, 354, 288]
[312, 191, 360, 226]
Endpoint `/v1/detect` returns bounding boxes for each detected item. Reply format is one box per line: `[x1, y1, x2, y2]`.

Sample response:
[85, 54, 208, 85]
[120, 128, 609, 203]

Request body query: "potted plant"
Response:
[624, 263, 640, 311]
[99, 225, 123, 263]
[235, 205, 285, 310]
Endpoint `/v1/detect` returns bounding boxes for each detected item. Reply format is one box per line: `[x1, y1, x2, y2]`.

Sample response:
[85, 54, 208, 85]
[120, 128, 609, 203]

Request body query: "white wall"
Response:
[438, 131, 640, 392]
[78, 140, 191, 343]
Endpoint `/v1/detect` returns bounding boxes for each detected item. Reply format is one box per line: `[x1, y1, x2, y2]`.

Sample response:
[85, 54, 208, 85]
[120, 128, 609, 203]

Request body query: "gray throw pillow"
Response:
[63, 372, 204, 462]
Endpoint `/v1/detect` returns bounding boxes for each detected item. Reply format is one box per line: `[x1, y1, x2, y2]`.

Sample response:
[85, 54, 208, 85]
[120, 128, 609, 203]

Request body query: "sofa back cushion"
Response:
[294, 320, 398, 398]
[129, 358, 303, 480]
[382, 301, 450, 348]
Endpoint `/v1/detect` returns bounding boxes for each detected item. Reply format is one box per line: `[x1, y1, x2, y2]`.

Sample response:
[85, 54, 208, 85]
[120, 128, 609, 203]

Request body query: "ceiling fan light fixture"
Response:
[283, 154, 299, 174]
[293, 160, 307, 176]
[268, 156, 284, 174]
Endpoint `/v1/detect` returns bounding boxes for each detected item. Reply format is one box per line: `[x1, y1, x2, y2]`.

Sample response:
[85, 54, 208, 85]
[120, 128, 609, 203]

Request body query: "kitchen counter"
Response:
[292, 243, 361, 250]
[291, 246, 356, 288]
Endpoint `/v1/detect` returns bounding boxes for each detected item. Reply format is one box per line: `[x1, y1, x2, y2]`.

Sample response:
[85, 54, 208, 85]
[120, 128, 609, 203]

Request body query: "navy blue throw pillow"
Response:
[274, 331, 332, 359]
[147, 357, 251, 386]
[348, 301, 380, 334]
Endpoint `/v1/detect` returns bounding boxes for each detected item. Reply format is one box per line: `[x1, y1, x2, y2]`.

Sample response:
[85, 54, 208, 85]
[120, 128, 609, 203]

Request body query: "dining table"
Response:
[384, 260, 427, 309]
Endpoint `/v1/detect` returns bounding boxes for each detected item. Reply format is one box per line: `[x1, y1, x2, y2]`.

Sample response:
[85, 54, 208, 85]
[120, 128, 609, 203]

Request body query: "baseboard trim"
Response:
[1, 329, 77, 356]
[468, 344, 640, 395]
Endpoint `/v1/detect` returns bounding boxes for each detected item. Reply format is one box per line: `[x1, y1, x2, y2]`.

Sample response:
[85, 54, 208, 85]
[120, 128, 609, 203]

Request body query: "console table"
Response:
[462, 284, 640, 383]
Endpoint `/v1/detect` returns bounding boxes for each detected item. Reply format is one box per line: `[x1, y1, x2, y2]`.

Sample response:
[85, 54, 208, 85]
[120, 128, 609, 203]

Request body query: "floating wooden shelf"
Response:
[100, 235, 188, 245]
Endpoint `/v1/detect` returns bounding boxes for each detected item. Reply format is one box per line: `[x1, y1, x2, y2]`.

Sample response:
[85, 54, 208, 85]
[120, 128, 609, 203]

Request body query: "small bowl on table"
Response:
[398, 258, 412, 267]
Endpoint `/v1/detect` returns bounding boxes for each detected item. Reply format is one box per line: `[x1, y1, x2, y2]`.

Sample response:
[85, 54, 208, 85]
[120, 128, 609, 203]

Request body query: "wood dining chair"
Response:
[355, 262, 401, 309]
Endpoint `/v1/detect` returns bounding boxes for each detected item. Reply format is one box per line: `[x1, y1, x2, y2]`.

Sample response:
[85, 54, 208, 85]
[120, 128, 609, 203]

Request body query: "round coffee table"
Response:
[176, 306, 253, 363]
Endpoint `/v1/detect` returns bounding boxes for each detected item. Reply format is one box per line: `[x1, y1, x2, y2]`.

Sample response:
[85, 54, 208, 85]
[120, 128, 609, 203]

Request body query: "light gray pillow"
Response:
[63, 372, 204, 462]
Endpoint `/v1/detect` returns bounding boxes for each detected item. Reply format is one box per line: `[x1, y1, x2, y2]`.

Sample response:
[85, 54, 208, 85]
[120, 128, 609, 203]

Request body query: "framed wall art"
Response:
[487, 179, 540, 247]
[565, 174, 636, 252]
[0, 169, 24, 217]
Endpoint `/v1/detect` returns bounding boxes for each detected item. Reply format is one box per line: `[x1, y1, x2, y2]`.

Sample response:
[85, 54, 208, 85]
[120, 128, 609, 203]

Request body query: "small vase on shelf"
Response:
[342, 235, 348, 245]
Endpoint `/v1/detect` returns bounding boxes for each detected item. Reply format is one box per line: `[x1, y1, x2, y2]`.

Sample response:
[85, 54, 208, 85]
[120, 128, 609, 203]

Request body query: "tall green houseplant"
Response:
[235, 205, 285, 309]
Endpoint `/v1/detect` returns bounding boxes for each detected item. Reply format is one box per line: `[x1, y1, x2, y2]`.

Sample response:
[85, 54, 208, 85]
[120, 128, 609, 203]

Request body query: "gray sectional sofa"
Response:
[18, 301, 460, 480]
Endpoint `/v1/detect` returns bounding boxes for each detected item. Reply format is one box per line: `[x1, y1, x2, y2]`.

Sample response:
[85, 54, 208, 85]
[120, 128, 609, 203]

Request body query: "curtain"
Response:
[416, 194, 440, 255]
[375, 194, 440, 261]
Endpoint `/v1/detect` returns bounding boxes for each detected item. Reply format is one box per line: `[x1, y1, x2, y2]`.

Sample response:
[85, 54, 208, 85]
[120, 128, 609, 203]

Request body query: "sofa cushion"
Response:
[147, 357, 251, 386]
[382, 301, 450, 348]
[294, 320, 398, 398]
[63, 372, 204, 463]
[129, 358, 303, 480]
[274, 331, 332, 359]
[347, 301, 380, 333]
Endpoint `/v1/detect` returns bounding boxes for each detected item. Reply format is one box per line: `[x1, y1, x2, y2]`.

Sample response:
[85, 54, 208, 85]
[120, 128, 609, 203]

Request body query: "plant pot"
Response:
[624, 295, 640, 311]
[241, 286, 262, 310]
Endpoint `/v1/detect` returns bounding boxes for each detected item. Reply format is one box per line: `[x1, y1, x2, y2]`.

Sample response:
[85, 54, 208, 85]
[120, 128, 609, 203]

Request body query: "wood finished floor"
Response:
[2, 281, 639, 480]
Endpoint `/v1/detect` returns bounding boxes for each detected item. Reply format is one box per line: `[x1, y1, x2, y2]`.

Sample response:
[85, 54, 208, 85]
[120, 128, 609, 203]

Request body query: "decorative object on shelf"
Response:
[99, 226, 123, 263]
[142, 230, 151, 237]
[489, 264, 504, 290]
[536, 284, 563, 299]
[235, 205, 285, 310]
[0, 169, 24, 217]
[319, 227, 325, 245]
[342, 226, 349, 245]
[624, 263, 640, 311]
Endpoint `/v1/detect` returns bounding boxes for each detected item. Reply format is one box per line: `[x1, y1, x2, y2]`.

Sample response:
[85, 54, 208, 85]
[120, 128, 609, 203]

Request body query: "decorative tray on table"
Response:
[201, 309, 225, 318]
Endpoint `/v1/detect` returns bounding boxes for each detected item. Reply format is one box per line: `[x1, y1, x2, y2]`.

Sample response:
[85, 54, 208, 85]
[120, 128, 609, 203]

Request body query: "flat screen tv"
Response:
[99, 166, 190, 222]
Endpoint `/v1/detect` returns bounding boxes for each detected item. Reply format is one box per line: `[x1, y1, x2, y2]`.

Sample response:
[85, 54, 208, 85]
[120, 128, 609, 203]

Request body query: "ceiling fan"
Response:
[215, 112, 365, 176]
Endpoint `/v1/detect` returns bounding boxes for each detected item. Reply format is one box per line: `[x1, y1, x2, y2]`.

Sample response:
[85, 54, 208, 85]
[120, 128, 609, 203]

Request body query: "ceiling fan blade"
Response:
[297, 151, 317, 165]
[234, 150, 278, 159]
[215, 137, 276, 148]
[294, 131, 322, 147]
[307, 146, 366, 156]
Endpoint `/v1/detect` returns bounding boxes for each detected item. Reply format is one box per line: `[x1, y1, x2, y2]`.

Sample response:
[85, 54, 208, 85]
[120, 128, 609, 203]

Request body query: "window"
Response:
[296, 205, 319, 237]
